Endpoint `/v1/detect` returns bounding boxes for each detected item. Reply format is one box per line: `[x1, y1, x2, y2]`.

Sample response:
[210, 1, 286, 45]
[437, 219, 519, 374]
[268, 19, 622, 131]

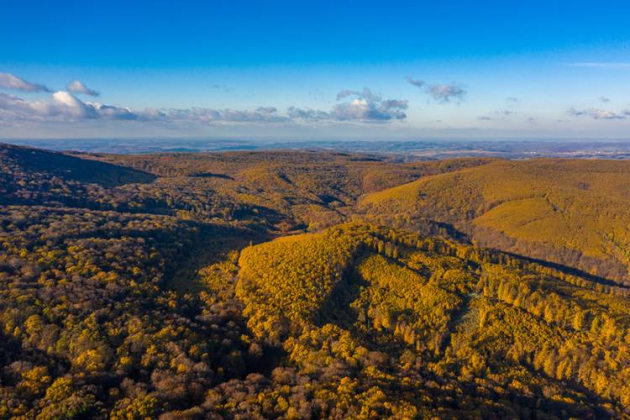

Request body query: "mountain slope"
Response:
[233, 222, 630, 417]
[360, 159, 630, 284]
[0, 143, 155, 187]
[0, 143, 156, 208]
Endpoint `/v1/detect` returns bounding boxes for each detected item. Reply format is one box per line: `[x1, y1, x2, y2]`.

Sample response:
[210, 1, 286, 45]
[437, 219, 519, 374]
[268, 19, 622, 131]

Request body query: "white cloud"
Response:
[330, 88, 407, 121]
[67, 80, 100, 96]
[567, 107, 628, 120]
[0, 72, 52, 92]
[52, 91, 99, 118]
[0, 93, 51, 120]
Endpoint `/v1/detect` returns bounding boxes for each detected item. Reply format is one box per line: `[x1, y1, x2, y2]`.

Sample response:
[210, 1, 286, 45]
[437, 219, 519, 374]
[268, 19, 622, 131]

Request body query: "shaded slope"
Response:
[0, 143, 156, 209]
[1, 143, 155, 187]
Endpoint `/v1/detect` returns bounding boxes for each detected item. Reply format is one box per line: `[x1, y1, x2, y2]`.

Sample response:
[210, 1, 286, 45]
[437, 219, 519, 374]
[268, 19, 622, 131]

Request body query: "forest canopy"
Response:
[1, 143, 629, 418]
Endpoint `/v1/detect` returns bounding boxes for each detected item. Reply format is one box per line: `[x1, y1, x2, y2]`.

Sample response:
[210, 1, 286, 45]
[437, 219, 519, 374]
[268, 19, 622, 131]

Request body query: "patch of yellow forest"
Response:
[360, 159, 630, 283]
[235, 222, 630, 417]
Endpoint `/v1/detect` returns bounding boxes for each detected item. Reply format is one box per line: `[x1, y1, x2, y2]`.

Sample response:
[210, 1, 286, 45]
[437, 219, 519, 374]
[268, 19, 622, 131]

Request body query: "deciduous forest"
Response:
[1, 143, 629, 418]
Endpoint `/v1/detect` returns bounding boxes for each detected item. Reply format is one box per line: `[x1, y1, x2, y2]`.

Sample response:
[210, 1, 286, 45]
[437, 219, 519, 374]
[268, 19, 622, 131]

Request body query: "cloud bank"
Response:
[0, 75, 409, 126]
[0, 91, 139, 121]
[330, 88, 407, 121]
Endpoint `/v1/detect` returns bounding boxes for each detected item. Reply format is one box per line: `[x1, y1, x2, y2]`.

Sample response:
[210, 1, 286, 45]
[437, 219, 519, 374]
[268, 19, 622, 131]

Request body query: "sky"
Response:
[2, 0, 630, 141]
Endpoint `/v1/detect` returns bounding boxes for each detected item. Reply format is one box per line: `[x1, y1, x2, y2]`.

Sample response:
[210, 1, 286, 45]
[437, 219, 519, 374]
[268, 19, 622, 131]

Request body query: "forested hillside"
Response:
[93, 151, 491, 231]
[1, 143, 629, 418]
[235, 223, 630, 417]
[361, 159, 630, 284]
[0, 144, 155, 209]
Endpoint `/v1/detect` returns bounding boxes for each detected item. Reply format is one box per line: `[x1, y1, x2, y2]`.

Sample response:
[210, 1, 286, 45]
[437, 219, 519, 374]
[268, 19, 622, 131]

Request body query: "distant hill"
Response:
[0, 143, 155, 208]
[361, 159, 630, 284]
[95, 150, 492, 231]
[0, 143, 155, 187]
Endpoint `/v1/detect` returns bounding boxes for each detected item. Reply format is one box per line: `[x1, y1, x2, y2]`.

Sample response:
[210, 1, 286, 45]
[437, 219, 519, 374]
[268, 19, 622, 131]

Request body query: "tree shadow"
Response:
[162, 222, 272, 293]
[501, 250, 630, 290]
[315, 261, 368, 330]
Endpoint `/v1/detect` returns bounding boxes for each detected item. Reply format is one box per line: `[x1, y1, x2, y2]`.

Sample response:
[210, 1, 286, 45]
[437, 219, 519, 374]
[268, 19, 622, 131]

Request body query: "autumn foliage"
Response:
[1, 143, 629, 418]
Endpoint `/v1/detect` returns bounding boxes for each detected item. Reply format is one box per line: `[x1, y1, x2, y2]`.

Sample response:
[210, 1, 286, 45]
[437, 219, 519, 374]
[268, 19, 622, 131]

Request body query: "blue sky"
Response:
[2, 0, 630, 140]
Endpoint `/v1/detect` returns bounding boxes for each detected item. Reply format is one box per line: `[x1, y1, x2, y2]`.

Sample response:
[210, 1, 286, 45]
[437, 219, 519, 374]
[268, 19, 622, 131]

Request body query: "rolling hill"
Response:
[91, 150, 492, 231]
[235, 222, 630, 417]
[0, 143, 156, 209]
[361, 159, 630, 284]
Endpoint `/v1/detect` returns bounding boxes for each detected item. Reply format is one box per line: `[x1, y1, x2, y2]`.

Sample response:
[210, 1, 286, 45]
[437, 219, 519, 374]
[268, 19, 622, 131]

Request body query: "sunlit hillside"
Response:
[235, 222, 630, 417]
[361, 159, 630, 284]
